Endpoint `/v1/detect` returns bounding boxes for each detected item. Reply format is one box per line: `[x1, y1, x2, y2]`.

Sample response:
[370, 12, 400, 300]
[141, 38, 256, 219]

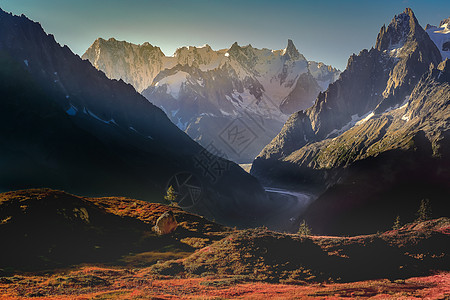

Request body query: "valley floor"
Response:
[263, 187, 314, 232]
[0, 269, 448, 299]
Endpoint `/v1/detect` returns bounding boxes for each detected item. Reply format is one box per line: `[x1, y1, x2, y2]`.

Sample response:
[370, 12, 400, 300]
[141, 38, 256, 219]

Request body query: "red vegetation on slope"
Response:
[151, 218, 450, 283]
[0, 268, 448, 299]
[0, 189, 448, 299]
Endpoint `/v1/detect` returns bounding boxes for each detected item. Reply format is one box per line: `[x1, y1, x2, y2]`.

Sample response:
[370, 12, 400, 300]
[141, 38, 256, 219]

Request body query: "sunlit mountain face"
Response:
[253, 8, 449, 235]
[0, 2, 449, 299]
[82, 38, 340, 163]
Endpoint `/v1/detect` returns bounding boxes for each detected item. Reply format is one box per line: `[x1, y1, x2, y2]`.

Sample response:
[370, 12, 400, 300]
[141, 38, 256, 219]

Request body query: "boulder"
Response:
[153, 211, 177, 235]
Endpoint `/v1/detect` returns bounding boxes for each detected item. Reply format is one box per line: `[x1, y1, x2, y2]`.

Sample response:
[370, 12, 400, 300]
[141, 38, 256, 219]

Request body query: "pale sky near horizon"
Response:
[0, 0, 448, 70]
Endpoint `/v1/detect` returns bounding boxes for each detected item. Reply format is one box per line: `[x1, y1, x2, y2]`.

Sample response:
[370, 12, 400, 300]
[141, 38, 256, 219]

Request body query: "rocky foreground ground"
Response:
[0, 189, 449, 299]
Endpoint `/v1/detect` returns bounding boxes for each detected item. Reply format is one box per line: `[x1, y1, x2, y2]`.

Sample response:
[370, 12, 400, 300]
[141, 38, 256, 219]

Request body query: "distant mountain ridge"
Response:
[83, 38, 339, 98]
[83, 39, 340, 163]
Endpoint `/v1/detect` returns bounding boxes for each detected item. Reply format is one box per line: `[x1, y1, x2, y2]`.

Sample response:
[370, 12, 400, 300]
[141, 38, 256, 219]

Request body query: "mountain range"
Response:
[252, 8, 450, 235]
[83, 39, 340, 163]
[0, 6, 449, 297]
[0, 8, 279, 228]
[0, 6, 448, 236]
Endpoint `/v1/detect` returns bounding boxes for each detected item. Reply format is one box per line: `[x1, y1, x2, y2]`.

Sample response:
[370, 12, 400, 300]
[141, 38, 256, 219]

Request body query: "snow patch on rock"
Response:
[426, 19, 450, 61]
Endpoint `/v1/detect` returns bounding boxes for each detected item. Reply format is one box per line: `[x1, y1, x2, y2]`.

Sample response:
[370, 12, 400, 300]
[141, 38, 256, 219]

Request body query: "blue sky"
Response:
[0, 0, 448, 70]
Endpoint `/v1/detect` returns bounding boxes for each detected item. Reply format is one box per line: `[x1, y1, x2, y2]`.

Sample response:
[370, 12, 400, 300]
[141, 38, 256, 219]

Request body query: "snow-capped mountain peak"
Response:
[439, 17, 450, 29]
[83, 39, 340, 162]
[426, 16, 450, 60]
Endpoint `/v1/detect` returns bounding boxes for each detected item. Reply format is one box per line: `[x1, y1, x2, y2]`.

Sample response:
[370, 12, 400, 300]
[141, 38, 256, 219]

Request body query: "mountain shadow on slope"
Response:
[0, 9, 273, 228]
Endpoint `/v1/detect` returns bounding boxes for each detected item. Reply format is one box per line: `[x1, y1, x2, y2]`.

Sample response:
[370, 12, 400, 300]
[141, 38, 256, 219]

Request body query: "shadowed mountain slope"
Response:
[0, 9, 272, 227]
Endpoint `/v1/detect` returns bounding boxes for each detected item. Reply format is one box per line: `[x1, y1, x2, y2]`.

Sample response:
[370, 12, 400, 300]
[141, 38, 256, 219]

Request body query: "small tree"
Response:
[164, 185, 178, 206]
[392, 215, 401, 230]
[416, 199, 432, 222]
[298, 220, 312, 236]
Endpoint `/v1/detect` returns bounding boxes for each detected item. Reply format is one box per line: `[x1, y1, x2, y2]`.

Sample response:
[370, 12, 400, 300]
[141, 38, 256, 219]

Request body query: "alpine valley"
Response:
[0, 4, 449, 300]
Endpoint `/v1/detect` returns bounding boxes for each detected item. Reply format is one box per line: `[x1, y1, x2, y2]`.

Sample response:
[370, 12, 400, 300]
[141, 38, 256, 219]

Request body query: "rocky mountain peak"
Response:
[229, 41, 240, 52]
[283, 39, 302, 60]
[174, 44, 213, 55]
[141, 41, 157, 48]
[226, 42, 260, 70]
[173, 46, 187, 56]
[93, 37, 104, 43]
[373, 8, 441, 112]
[90, 37, 163, 54]
[425, 24, 437, 31]
[375, 8, 422, 51]
[253, 8, 443, 182]
[439, 17, 450, 28]
[227, 42, 256, 54]
[201, 44, 213, 51]
[172, 44, 223, 69]
[226, 42, 244, 56]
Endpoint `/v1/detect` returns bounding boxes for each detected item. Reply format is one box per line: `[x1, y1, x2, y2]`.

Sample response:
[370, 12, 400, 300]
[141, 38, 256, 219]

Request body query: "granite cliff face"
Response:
[251, 9, 449, 234]
[83, 38, 174, 93]
[83, 39, 340, 163]
[0, 9, 274, 227]
[254, 8, 442, 172]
